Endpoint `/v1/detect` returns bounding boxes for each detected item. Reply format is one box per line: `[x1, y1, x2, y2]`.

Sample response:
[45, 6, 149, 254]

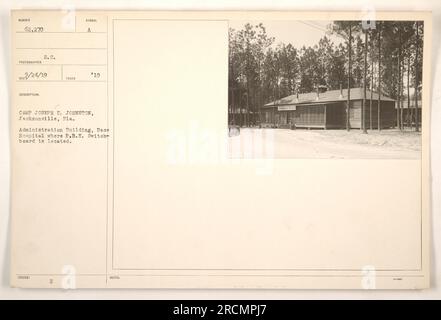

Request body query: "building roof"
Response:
[263, 87, 395, 108]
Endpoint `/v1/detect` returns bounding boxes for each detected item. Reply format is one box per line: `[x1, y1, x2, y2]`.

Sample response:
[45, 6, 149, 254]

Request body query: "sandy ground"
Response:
[228, 128, 421, 159]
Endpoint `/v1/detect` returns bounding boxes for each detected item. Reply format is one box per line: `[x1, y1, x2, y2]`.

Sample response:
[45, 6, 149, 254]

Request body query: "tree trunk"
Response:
[246, 80, 250, 127]
[398, 26, 403, 130]
[396, 58, 400, 130]
[273, 85, 276, 127]
[239, 87, 243, 127]
[377, 23, 382, 131]
[396, 29, 401, 130]
[259, 65, 263, 127]
[229, 53, 235, 126]
[414, 22, 420, 132]
[346, 23, 352, 131]
[407, 53, 411, 129]
[400, 59, 403, 129]
[232, 86, 235, 126]
[362, 29, 368, 133]
[370, 31, 374, 130]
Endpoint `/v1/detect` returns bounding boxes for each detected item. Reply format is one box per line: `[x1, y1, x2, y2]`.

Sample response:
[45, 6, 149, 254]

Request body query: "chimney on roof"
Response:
[339, 83, 343, 99]
[316, 86, 320, 101]
[296, 91, 299, 102]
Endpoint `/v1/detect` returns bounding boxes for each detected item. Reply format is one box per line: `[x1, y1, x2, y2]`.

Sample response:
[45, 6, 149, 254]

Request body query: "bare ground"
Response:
[228, 128, 421, 159]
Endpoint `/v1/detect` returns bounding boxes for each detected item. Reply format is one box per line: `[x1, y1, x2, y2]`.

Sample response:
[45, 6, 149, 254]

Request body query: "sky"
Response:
[229, 20, 345, 49]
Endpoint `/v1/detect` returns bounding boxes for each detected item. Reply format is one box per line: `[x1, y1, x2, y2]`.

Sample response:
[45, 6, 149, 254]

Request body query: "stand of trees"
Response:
[229, 21, 423, 131]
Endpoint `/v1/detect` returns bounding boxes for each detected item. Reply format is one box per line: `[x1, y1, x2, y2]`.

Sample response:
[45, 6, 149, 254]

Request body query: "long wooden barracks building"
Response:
[260, 87, 396, 129]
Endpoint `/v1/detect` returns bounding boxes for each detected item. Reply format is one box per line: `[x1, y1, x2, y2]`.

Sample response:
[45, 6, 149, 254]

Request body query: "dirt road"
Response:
[228, 128, 421, 159]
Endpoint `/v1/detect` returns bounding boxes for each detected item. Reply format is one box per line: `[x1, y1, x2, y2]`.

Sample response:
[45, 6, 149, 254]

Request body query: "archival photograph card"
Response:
[10, 10, 431, 289]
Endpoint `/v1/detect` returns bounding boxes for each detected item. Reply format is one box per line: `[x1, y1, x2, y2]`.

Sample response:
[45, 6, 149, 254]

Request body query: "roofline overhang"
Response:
[262, 98, 395, 108]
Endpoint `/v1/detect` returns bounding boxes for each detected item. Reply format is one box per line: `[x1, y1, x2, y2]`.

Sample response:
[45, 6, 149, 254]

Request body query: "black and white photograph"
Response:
[2, 4, 437, 297]
[228, 20, 424, 159]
